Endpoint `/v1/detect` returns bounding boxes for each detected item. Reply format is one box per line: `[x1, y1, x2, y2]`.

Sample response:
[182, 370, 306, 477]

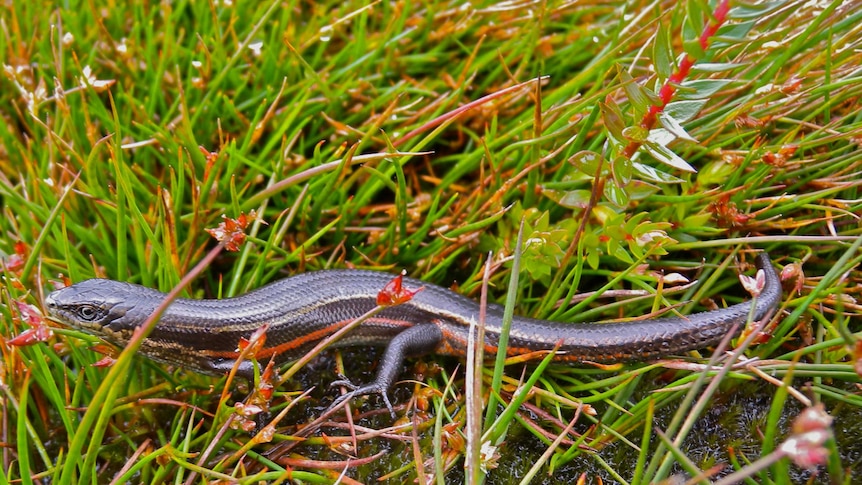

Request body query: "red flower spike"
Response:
[707, 195, 751, 228]
[90, 344, 116, 356]
[792, 405, 833, 434]
[14, 240, 28, 256]
[781, 77, 804, 95]
[206, 210, 263, 252]
[92, 356, 117, 368]
[236, 323, 269, 356]
[377, 271, 424, 306]
[235, 402, 264, 417]
[198, 146, 219, 181]
[248, 324, 268, 352]
[240, 418, 257, 433]
[3, 241, 28, 273]
[780, 262, 804, 296]
[8, 302, 53, 346]
[16, 301, 43, 325]
[5, 254, 24, 273]
[779, 144, 798, 157]
[205, 215, 247, 251]
[8, 326, 53, 346]
[198, 145, 218, 163]
[260, 359, 276, 385]
[237, 337, 250, 351]
[780, 404, 833, 470]
[257, 383, 274, 402]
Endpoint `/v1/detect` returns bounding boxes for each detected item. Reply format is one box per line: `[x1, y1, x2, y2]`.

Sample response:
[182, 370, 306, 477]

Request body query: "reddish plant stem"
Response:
[623, 0, 730, 159]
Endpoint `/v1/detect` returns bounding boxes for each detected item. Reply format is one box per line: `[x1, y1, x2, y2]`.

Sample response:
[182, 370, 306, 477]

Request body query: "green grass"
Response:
[2, 0, 861, 483]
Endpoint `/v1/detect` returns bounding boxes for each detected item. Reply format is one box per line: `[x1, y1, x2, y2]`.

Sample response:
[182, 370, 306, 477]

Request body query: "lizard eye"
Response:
[76, 305, 100, 322]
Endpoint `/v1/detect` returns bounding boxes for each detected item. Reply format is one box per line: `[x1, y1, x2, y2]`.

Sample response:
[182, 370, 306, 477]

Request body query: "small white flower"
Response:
[79, 65, 115, 91]
[755, 83, 775, 95]
[636, 230, 668, 247]
[480, 441, 500, 472]
[248, 41, 263, 57]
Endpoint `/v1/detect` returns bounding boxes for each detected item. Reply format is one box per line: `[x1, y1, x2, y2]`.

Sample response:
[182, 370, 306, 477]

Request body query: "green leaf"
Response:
[626, 180, 661, 200]
[568, 150, 604, 177]
[541, 188, 592, 209]
[620, 69, 653, 116]
[681, 212, 713, 229]
[653, 24, 674, 80]
[677, 79, 733, 100]
[623, 125, 649, 143]
[600, 100, 627, 144]
[697, 160, 737, 185]
[658, 112, 697, 142]
[685, 0, 706, 32]
[715, 20, 756, 42]
[643, 141, 697, 173]
[632, 161, 685, 184]
[682, 1, 705, 58]
[586, 246, 600, 269]
[663, 99, 709, 123]
[610, 241, 633, 263]
[592, 205, 618, 225]
[691, 62, 744, 73]
[647, 128, 676, 147]
[611, 154, 633, 186]
[682, 38, 705, 60]
[729, 1, 787, 20]
[624, 211, 649, 233]
[604, 180, 629, 207]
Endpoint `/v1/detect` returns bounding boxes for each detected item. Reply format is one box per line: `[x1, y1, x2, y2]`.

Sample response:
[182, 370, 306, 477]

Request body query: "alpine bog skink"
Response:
[45, 253, 781, 411]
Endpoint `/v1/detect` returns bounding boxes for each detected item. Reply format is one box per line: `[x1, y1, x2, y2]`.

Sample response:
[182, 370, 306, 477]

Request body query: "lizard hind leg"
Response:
[327, 324, 444, 418]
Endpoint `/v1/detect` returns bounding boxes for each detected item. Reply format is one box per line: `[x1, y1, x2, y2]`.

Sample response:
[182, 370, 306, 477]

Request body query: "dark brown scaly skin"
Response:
[45, 253, 781, 412]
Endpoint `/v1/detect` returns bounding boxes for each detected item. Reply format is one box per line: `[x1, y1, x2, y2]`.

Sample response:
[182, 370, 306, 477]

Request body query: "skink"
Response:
[45, 253, 781, 411]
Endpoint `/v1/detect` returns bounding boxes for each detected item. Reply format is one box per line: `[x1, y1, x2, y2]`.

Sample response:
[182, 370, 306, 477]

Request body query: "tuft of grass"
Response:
[1, 0, 860, 483]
